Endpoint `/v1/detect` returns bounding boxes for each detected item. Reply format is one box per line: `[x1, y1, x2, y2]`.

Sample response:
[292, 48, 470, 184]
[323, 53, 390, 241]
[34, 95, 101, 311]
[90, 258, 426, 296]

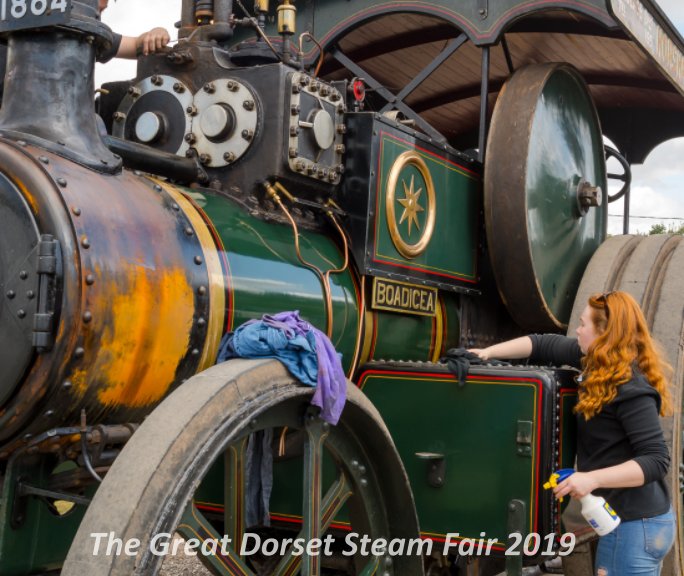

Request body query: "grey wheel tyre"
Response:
[63, 358, 423, 576]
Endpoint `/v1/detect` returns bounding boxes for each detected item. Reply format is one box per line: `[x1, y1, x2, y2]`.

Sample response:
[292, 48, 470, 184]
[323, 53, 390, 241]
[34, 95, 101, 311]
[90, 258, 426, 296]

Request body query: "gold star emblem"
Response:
[397, 174, 424, 236]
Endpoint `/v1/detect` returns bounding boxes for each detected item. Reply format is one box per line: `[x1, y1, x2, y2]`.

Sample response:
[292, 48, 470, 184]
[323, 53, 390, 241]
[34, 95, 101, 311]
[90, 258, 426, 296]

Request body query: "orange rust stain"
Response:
[13, 178, 39, 214]
[70, 369, 88, 400]
[95, 267, 194, 408]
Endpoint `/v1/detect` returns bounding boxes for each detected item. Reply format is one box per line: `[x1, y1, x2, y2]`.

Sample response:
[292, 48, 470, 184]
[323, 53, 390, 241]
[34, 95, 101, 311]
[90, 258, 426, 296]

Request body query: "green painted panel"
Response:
[0, 457, 93, 575]
[359, 369, 545, 547]
[369, 289, 460, 362]
[374, 132, 479, 284]
[186, 190, 360, 370]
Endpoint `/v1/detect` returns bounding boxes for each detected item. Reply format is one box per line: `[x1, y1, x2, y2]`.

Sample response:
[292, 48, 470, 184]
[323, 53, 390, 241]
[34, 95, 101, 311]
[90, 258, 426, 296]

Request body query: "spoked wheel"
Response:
[564, 234, 684, 576]
[63, 359, 423, 576]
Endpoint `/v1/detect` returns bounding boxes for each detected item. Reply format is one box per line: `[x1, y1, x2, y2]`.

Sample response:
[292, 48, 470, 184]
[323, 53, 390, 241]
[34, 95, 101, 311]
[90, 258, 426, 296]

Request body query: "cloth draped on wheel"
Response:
[216, 311, 347, 527]
[216, 310, 346, 425]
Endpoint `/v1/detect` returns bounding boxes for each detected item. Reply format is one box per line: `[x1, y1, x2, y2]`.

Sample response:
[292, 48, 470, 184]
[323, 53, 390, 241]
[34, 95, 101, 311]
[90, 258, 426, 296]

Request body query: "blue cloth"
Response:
[216, 311, 346, 425]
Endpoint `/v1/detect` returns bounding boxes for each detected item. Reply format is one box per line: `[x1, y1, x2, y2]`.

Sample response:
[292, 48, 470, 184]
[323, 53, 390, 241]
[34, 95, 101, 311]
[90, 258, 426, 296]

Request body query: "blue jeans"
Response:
[595, 507, 675, 575]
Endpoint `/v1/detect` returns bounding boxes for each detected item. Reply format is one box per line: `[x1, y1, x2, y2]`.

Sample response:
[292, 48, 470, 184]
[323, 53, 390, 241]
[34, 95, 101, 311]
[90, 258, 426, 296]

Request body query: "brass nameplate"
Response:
[371, 277, 437, 317]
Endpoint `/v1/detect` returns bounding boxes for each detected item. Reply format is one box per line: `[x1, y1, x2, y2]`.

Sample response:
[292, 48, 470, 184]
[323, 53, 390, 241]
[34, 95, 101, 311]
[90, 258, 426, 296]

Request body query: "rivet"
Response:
[242, 100, 254, 111]
[358, 465, 366, 474]
[18, 140, 27, 147]
[85, 274, 95, 286]
[39, 156, 49, 164]
[134, 170, 142, 176]
[360, 478, 368, 487]
[113, 154, 121, 160]
[154, 184, 162, 192]
[26, 290, 35, 300]
[23, 433, 32, 441]
[83, 311, 93, 324]
[194, 256, 203, 265]
[19, 270, 28, 280]
[17, 309, 26, 319]
[6, 290, 15, 299]
[185, 227, 194, 236]
[191, 349, 199, 356]
[62, 380, 72, 389]
[74, 347, 85, 359]
[81, 237, 90, 249]
[197, 317, 206, 326]
[172, 203, 180, 211]
[44, 410, 54, 418]
[351, 460, 359, 468]
[198, 286, 207, 295]
[113, 112, 126, 122]
[101, 159, 109, 165]
[72, 206, 81, 216]
[57, 178, 67, 187]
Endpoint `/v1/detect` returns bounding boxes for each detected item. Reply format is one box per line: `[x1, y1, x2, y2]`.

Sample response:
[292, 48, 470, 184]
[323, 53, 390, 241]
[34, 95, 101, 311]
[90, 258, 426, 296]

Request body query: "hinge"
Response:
[32, 234, 60, 352]
[516, 420, 533, 457]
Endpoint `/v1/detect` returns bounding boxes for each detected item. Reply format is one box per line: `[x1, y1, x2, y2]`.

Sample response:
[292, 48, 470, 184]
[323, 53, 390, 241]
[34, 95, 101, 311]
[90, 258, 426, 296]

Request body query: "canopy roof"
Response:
[309, 0, 684, 163]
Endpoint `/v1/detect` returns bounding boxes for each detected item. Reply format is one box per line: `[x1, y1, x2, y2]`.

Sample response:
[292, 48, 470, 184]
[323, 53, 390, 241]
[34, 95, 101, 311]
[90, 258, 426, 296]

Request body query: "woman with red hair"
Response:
[470, 291, 674, 575]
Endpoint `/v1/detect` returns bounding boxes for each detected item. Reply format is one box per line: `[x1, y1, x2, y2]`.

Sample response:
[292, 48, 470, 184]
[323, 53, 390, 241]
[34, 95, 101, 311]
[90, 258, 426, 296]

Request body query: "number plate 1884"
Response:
[0, 0, 71, 33]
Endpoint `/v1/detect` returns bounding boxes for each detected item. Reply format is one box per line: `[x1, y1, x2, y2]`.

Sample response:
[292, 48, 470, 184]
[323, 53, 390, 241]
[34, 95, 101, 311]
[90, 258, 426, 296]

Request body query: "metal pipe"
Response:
[181, 0, 196, 28]
[214, 0, 233, 23]
[478, 46, 491, 163]
[103, 135, 208, 183]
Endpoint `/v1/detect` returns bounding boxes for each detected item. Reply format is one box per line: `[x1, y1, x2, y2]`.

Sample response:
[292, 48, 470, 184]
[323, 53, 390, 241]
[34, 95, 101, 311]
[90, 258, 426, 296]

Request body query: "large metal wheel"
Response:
[62, 359, 422, 576]
[564, 234, 684, 576]
[484, 63, 607, 332]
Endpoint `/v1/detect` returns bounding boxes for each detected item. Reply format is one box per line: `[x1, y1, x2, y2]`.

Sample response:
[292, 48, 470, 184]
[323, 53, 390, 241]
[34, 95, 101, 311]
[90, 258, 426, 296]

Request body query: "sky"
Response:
[96, 0, 684, 235]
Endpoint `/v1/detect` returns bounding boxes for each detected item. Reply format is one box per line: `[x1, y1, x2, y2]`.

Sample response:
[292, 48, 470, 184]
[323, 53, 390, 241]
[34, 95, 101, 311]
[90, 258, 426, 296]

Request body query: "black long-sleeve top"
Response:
[529, 334, 671, 521]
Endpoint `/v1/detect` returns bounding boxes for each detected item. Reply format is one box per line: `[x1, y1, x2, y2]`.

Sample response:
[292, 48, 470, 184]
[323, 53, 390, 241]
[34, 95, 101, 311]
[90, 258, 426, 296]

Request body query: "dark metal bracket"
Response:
[415, 452, 446, 488]
[506, 499, 526, 576]
[32, 234, 60, 352]
[516, 420, 533, 457]
[478, 0, 489, 19]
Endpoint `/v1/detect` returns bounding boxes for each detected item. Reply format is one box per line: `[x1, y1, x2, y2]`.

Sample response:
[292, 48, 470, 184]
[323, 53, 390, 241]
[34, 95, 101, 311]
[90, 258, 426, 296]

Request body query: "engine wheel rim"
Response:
[565, 234, 684, 576]
[63, 359, 422, 576]
[485, 63, 607, 332]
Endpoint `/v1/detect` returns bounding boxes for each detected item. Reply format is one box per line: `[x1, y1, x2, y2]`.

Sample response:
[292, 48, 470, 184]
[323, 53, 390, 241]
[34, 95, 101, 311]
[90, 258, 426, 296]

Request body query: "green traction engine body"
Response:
[0, 0, 683, 574]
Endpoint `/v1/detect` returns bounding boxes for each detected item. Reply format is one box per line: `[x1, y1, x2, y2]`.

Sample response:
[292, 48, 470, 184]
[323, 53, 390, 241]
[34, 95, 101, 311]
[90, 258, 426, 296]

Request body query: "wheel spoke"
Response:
[272, 469, 354, 576]
[224, 437, 248, 554]
[358, 558, 381, 575]
[301, 412, 331, 576]
[177, 501, 255, 576]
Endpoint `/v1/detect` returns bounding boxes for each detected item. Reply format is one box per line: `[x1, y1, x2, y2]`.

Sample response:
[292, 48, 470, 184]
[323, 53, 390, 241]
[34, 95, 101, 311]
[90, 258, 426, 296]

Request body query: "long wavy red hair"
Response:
[576, 291, 672, 419]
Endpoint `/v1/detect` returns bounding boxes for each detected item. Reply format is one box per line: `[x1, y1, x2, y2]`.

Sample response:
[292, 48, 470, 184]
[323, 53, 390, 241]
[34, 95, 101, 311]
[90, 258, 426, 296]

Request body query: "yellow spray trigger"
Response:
[543, 472, 564, 502]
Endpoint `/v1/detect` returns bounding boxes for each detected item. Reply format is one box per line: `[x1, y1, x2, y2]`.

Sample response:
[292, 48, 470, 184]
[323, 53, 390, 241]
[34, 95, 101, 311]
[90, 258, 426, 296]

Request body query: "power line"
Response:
[608, 214, 684, 221]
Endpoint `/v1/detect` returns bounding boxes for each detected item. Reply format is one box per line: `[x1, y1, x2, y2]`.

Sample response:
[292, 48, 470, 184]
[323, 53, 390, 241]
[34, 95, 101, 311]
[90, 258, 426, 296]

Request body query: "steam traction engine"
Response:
[0, 0, 683, 575]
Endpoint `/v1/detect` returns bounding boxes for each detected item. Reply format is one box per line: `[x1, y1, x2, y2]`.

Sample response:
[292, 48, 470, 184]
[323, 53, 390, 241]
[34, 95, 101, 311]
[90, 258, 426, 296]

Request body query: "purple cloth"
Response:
[217, 311, 346, 424]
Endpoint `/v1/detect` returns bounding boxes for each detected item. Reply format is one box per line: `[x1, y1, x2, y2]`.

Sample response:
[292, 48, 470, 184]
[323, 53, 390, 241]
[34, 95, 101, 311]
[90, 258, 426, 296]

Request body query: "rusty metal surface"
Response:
[0, 140, 223, 449]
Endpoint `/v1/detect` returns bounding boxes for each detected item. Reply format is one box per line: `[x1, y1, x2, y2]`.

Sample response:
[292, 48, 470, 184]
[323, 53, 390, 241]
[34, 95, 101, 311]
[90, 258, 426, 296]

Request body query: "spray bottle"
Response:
[544, 468, 621, 536]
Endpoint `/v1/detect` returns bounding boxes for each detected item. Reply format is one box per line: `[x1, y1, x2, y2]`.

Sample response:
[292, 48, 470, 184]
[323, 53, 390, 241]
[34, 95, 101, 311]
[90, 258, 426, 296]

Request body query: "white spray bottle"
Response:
[544, 468, 621, 536]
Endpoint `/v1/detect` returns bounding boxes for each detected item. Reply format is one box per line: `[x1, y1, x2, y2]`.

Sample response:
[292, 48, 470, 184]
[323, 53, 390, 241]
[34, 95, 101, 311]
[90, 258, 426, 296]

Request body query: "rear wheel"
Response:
[564, 234, 684, 576]
[63, 359, 423, 576]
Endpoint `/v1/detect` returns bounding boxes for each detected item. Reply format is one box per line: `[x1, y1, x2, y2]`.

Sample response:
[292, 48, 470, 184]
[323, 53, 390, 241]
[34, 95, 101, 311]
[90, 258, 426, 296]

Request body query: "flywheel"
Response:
[484, 63, 607, 332]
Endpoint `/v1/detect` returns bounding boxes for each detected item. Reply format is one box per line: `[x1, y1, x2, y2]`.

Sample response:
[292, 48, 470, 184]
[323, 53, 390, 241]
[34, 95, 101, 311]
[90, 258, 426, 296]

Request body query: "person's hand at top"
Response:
[138, 27, 171, 56]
